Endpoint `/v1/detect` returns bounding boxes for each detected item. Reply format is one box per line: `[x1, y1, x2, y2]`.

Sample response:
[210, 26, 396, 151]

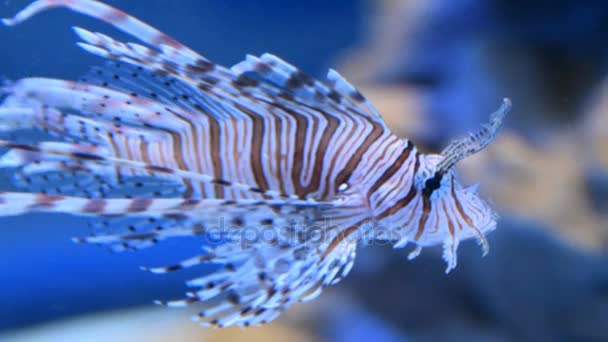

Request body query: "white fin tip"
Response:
[407, 246, 422, 260]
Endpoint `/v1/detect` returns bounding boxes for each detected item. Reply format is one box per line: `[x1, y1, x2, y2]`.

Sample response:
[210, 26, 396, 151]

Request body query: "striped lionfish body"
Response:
[0, 0, 509, 327]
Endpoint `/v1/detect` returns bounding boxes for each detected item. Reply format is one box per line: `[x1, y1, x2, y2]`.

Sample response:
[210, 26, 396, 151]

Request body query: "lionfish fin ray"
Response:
[231, 53, 386, 124]
[2, 0, 202, 58]
[325, 68, 382, 120]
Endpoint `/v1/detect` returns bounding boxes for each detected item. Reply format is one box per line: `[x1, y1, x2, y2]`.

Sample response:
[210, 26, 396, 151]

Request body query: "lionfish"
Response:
[0, 0, 509, 328]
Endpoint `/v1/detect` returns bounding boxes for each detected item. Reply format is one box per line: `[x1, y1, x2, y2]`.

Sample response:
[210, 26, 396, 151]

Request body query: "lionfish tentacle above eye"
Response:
[1, 0, 508, 327]
[438, 98, 511, 173]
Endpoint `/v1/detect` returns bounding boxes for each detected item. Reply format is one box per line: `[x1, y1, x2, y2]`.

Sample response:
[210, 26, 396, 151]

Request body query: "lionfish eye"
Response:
[422, 172, 444, 197]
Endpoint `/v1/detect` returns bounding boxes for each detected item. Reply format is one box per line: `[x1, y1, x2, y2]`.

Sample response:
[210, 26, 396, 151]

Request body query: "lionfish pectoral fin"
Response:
[438, 98, 511, 173]
[141, 203, 362, 328]
[140, 252, 220, 275]
[77, 197, 336, 252]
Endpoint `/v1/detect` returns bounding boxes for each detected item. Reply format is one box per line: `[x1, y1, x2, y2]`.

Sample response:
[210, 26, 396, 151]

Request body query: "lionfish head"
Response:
[411, 154, 497, 249]
[387, 99, 510, 272]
